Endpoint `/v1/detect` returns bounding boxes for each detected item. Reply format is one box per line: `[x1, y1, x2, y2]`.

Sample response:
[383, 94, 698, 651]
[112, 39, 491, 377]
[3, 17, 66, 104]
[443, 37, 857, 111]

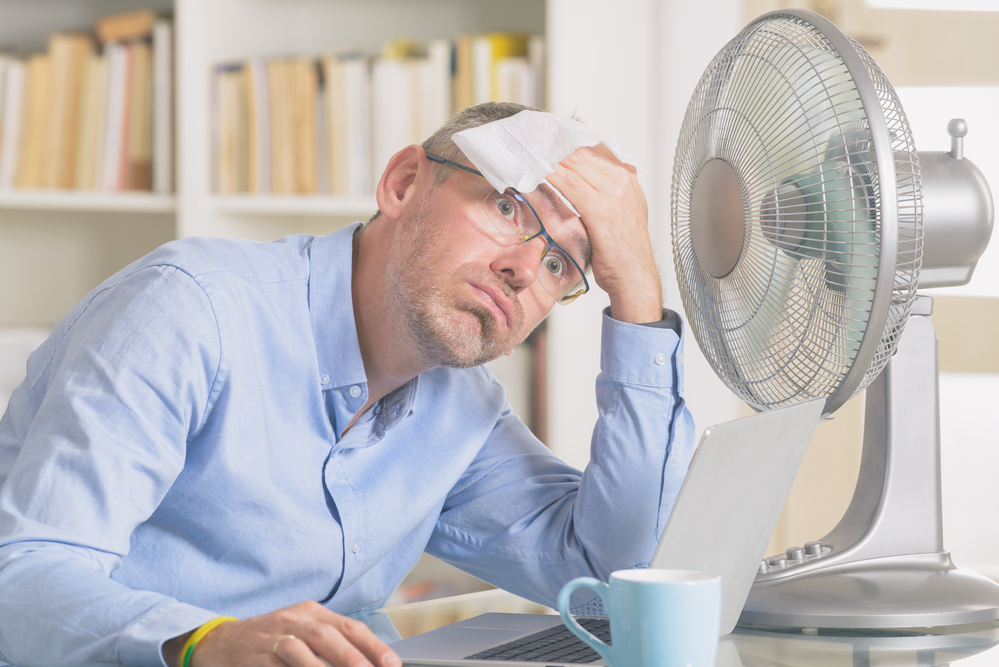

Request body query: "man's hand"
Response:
[164, 601, 401, 667]
[546, 145, 663, 324]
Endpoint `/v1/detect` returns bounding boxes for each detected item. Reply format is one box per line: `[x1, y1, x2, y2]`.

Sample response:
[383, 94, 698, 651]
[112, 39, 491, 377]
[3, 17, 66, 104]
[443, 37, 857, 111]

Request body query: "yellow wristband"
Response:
[179, 616, 238, 667]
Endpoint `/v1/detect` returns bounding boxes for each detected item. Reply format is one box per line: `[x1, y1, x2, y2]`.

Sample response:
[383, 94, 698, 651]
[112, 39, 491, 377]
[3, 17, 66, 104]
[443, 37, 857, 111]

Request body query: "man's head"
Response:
[364, 102, 590, 370]
[369, 101, 537, 224]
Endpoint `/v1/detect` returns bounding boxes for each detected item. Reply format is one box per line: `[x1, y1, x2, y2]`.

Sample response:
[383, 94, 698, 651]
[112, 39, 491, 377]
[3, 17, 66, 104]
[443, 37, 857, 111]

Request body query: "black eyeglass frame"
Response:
[425, 153, 590, 305]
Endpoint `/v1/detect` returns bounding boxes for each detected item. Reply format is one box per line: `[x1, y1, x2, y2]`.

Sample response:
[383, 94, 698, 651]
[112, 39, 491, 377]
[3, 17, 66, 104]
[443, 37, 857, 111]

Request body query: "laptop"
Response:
[391, 398, 825, 666]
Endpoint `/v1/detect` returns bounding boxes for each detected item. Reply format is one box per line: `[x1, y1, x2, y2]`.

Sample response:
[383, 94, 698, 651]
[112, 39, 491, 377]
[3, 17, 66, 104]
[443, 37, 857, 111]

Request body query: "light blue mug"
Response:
[557, 569, 721, 667]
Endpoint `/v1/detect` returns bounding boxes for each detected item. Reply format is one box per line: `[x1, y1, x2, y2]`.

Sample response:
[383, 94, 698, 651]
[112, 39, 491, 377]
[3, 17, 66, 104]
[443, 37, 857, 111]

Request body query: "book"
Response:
[323, 53, 347, 195]
[453, 34, 472, 111]
[0, 57, 8, 168]
[323, 51, 371, 197]
[100, 42, 132, 191]
[45, 33, 94, 189]
[0, 57, 24, 189]
[470, 33, 529, 106]
[496, 57, 535, 107]
[96, 9, 157, 44]
[371, 56, 412, 184]
[15, 54, 52, 189]
[215, 63, 245, 194]
[343, 55, 372, 197]
[423, 38, 452, 137]
[528, 34, 545, 110]
[243, 57, 269, 193]
[152, 18, 173, 193]
[314, 62, 327, 195]
[127, 40, 152, 190]
[290, 58, 318, 194]
[74, 53, 107, 190]
[266, 59, 295, 194]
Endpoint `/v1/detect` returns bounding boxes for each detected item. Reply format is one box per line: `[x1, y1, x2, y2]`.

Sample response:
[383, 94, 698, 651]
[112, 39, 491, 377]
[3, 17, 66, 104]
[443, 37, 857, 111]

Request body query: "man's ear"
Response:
[375, 145, 428, 220]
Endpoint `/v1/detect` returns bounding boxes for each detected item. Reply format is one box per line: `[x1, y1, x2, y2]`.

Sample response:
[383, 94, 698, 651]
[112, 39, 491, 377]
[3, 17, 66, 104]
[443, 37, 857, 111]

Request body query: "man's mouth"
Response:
[469, 282, 514, 330]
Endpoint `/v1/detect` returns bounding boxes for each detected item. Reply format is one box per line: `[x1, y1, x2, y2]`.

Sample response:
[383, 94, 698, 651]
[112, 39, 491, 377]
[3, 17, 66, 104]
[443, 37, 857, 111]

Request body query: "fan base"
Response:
[739, 551, 999, 629]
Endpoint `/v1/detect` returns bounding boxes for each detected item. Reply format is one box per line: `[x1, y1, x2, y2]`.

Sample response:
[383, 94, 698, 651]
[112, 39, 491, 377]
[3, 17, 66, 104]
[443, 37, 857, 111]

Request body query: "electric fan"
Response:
[671, 9, 998, 628]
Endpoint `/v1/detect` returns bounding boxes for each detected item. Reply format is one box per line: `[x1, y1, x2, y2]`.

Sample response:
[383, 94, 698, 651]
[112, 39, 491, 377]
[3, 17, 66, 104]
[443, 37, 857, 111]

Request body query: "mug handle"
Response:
[557, 577, 613, 664]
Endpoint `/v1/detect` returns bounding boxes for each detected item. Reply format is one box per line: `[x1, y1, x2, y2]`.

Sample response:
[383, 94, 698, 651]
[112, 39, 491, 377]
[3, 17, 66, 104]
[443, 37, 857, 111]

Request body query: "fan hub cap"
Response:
[690, 158, 746, 278]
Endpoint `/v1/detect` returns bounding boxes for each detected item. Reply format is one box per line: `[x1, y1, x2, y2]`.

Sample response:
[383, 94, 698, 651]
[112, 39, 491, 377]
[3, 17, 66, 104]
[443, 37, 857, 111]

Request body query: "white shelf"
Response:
[0, 190, 175, 213]
[208, 194, 378, 217]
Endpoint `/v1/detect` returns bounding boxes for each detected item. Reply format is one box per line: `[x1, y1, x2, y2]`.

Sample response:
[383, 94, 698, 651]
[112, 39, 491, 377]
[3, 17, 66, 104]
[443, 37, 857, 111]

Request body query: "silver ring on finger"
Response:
[273, 634, 296, 656]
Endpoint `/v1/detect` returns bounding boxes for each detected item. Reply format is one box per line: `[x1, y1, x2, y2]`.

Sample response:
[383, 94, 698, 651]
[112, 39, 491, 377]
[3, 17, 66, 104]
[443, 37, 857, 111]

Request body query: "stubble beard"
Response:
[389, 193, 528, 369]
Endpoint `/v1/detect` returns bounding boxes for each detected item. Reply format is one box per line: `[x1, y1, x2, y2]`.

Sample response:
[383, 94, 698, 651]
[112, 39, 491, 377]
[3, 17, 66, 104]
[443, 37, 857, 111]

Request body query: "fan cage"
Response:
[670, 12, 923, 412]
[846, 33, 923, 393]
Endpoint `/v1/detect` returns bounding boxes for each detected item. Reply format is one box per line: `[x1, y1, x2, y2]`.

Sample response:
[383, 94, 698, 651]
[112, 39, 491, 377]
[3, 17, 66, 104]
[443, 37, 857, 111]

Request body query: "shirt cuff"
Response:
[599, 307, 684, 389]
[118, 602, 218, 667]
[638, 308, 679, 333]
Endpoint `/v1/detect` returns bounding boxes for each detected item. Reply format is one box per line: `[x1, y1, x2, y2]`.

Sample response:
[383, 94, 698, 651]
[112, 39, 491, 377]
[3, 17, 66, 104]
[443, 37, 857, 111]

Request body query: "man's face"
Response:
[387, 168, 588, 369]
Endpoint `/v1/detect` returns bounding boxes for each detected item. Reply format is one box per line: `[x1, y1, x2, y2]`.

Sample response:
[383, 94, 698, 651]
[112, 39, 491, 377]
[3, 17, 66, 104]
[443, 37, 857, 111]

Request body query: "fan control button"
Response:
[786, 546, 805, 562]
[767, 555, 788, 569]
[758, 560, 769, 574]
[804, 541, 824, 556]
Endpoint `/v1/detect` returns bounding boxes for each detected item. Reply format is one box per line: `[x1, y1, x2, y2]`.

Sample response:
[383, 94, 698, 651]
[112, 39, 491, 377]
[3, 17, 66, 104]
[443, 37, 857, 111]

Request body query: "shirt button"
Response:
[351, 540, 360, 553]
[321, 373, 330, 384]
[349, 385, 362, 398]
[654, 353, 667, 366]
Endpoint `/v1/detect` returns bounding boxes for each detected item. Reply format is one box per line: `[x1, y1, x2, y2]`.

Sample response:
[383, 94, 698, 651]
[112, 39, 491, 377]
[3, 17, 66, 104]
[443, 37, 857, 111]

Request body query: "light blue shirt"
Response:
[0, 223, 694, 667]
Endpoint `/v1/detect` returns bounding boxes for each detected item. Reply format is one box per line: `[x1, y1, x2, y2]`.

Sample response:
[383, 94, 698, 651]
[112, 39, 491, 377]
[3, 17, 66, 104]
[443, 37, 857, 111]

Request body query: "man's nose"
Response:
[492, 237, 546, 290]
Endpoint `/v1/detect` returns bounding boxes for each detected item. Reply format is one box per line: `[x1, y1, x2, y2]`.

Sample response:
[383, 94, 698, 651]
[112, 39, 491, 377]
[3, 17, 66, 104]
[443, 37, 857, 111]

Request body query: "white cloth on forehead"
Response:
[451, 110, 641, 216]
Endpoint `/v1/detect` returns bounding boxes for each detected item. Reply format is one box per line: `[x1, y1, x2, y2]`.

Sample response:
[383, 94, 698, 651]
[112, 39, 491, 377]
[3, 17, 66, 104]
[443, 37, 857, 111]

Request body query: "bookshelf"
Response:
[208, 195, 377, 217]
[0, 191, 175, 213]
[0, 0, 548, 328]
[175, 0, 547, 240]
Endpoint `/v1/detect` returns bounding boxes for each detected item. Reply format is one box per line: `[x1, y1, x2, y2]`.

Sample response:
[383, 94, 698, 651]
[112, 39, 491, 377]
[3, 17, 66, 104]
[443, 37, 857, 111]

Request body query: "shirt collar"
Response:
[310, 223, 367, 392]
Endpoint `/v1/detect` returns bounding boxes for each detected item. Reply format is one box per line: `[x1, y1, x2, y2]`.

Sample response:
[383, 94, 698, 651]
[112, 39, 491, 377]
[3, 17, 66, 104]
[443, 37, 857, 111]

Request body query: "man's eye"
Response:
[496, 198, 516, 221]
[543, 253, 564, 277]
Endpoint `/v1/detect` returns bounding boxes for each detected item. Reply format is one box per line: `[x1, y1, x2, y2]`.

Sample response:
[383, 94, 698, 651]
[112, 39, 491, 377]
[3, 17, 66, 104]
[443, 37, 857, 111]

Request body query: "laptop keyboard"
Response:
[464, 617, 610, 664]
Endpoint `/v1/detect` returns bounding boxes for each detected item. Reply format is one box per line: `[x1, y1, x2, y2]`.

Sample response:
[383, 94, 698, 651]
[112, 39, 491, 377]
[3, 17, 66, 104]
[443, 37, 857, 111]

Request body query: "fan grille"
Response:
[671, 12, 922, 412]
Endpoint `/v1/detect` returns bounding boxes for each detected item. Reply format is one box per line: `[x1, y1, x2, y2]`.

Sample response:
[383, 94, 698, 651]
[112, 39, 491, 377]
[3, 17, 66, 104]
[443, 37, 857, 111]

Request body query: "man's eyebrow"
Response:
[533, 184, 593, 270]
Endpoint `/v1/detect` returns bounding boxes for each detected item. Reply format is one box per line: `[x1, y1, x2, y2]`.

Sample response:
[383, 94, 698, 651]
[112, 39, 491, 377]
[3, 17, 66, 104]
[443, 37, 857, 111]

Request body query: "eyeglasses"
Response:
[426, 153, 590, 305]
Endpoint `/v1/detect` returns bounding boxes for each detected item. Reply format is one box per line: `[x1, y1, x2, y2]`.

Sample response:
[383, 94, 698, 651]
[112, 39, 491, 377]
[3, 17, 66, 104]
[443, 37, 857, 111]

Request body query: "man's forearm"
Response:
[606, 270, 663, 325]
[162, 631, 194, 667]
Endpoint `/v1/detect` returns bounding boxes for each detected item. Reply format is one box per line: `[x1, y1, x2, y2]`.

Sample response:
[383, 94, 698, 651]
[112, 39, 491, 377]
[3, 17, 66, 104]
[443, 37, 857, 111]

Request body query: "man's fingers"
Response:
[593, 142, 618, 162]
[306, 617, 400, 667]
[550, 153, 638, 212]
[337, 617, 401, 667]
[307, 626, 374, 667]
[552, 152, 611, 194]
[274, 634, 329, 667]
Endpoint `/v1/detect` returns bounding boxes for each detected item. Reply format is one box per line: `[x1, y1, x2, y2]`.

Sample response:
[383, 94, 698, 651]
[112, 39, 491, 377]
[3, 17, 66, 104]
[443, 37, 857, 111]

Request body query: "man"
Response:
[0, 102, 694, 667]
